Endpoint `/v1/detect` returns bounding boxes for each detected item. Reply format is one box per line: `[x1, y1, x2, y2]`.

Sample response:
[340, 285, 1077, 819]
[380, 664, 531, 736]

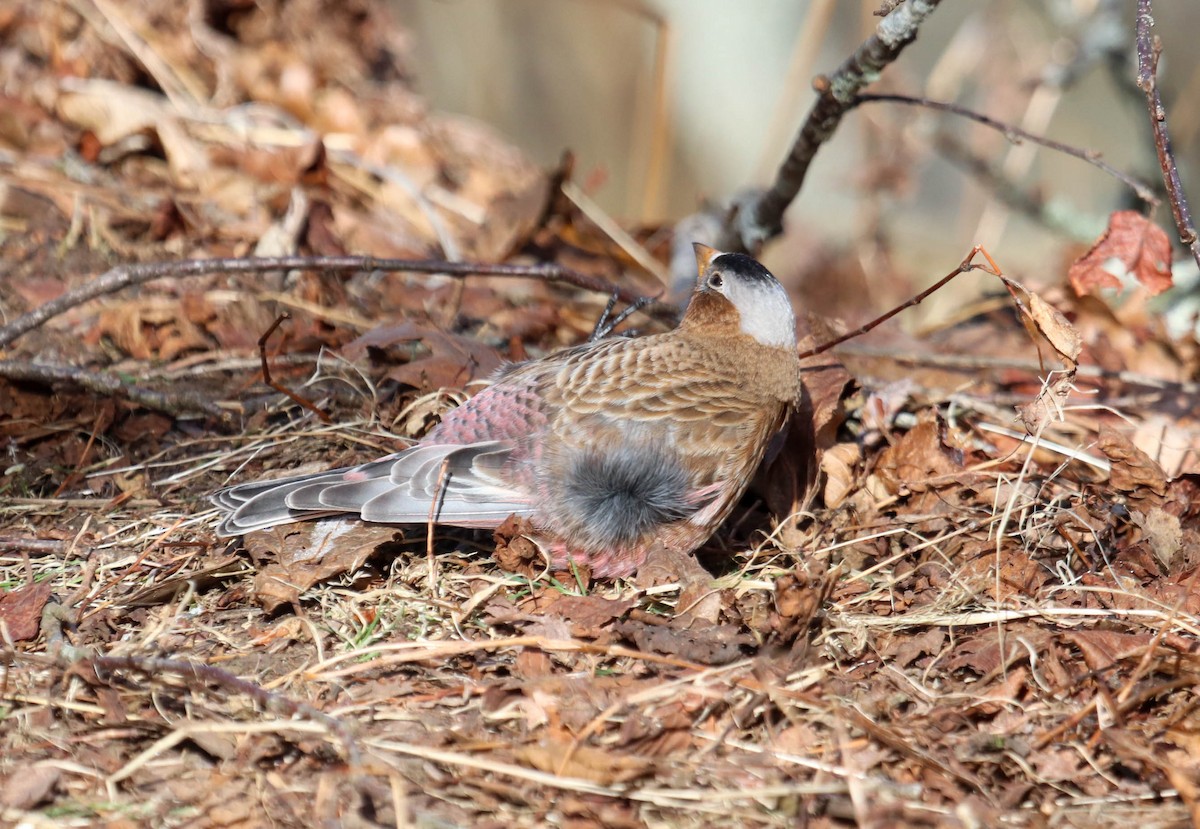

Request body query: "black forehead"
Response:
[712, 252, 777, 285]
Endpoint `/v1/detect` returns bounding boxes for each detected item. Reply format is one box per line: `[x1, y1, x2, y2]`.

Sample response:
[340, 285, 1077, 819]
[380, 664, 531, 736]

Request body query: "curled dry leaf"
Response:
[820, 442, 861, 509]
[860, 378, 917, 436]
[1130, 508, 1183, 571]
[1068, 210, 1173, 297]
[93, 296, 213, 361]
[1015, 373, 1073, 435]
[57, 79, 169, 145]
[1097, 424, 1168, 497]
[874, 418, 963, 494]
[1027, 292, 1081, 366]
[998, 280, 1081, 434]
[492, 514, 544, 576]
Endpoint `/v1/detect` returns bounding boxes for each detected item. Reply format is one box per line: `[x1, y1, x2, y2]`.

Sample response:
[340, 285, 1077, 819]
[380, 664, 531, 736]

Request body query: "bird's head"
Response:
[686, 243, 797, 349]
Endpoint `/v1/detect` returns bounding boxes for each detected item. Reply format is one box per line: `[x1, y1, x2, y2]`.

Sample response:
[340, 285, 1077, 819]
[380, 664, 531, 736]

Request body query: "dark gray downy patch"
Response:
[560, 445, 699, 548]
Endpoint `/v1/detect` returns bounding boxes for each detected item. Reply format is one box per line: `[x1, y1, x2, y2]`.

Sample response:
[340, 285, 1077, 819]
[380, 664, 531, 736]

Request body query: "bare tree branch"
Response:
[852, 92, 1159, 207]
[0, 255, 654, 351]
[1134, 0, 1200, 270]
[0, 359, 234, 421]
[0, 255, 662, 422]
[721, 0, 946, 254]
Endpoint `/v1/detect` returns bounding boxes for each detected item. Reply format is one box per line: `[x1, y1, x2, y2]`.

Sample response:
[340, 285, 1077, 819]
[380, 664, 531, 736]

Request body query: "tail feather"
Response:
[211, 440, 534, 536]
[213, 468, 350, 536]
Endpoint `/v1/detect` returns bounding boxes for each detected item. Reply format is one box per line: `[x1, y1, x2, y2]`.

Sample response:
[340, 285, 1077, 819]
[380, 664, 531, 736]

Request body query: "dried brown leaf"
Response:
[1027, 292, 1081, 365]
[0, 580, 51, 642]
[517, 735, 653, 785]
[635, 544, 722, 627]
[1098, 424, 1169, 496]
[343, 321, 502, 390]
[882, 628, 946, 668]
[542, 594, 635, 635]
[248, 521, 401, 612]
[874, 418, 962, 494]
[1069, 210, 1173, 297]
[492, 514, 545, 576]
[1066, 630, 1154, 674]
[1131, 508, 1183, 570]
[1, 764, 61, 810]
[1016, 372, 1074, 435]
[820, 442, 860, 509]
[612, 618, 751, 665]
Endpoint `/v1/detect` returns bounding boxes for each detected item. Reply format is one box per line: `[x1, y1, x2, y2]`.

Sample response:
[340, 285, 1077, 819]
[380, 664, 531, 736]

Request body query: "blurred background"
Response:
[392, 0, 1200, 310]
[4, 0, 1199, 328]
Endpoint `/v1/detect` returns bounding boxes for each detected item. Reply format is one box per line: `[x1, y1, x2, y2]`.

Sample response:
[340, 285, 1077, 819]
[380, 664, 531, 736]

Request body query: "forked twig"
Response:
[256, 313, 332, 424]
[589, 293, 656, 342]
[798, 245, 1002, 359]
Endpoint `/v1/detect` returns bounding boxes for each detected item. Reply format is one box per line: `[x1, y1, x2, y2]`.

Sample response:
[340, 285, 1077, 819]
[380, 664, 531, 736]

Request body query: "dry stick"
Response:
[797, 245, 1001, 360]
[0, 256, 652, 422]
[1134, 0, 1200, 271]
[51, 408, 105, 499]
[852, 92, 1159, 207]
[0, 255, 647, 351]
[81, 654, 361, 765]
[257, 313, 332, 424]
[0, 359, 230, 421]
[426, 457, 453, 599]
[835, 342, 1200, 395]
[0, 538, 72, 555]
[723, 0, 946, 254]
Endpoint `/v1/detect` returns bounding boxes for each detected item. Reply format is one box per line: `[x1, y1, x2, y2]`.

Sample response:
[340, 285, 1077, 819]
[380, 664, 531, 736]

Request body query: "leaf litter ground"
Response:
[3, 2, 1200, 827]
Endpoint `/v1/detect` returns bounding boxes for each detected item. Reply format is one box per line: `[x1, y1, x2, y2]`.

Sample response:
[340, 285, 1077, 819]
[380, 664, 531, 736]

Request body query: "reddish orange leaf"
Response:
[1069, 210, 1173, 296]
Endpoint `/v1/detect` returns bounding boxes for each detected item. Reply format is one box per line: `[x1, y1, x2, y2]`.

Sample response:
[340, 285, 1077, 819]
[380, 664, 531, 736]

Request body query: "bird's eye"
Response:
[708, 273, 724, 289]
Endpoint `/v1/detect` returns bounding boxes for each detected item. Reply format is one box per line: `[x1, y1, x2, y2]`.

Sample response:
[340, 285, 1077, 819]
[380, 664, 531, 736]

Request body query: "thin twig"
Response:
[426, 457, 452, 599]
[0, 359, 233, 421]
[0, 538, 73, 555]
[722, 0, 946, 253]
[1134, 0, 1200, 270]
[256, 313, 332, 424]
[834, 342, 1200, 395]
[933, 132, 1114, 241]
[797, 245, 1001, 359]
[852, 92, 1159, 207]
[81, 654, 360, 765]
[0, 255, 652, 351]
[588, 294, 656, 342]
[934, 133, 1087, 240]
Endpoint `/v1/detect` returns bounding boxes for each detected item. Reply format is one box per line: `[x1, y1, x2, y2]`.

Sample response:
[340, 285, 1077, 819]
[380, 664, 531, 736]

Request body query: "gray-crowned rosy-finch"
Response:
[212, 244, 801, 577]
